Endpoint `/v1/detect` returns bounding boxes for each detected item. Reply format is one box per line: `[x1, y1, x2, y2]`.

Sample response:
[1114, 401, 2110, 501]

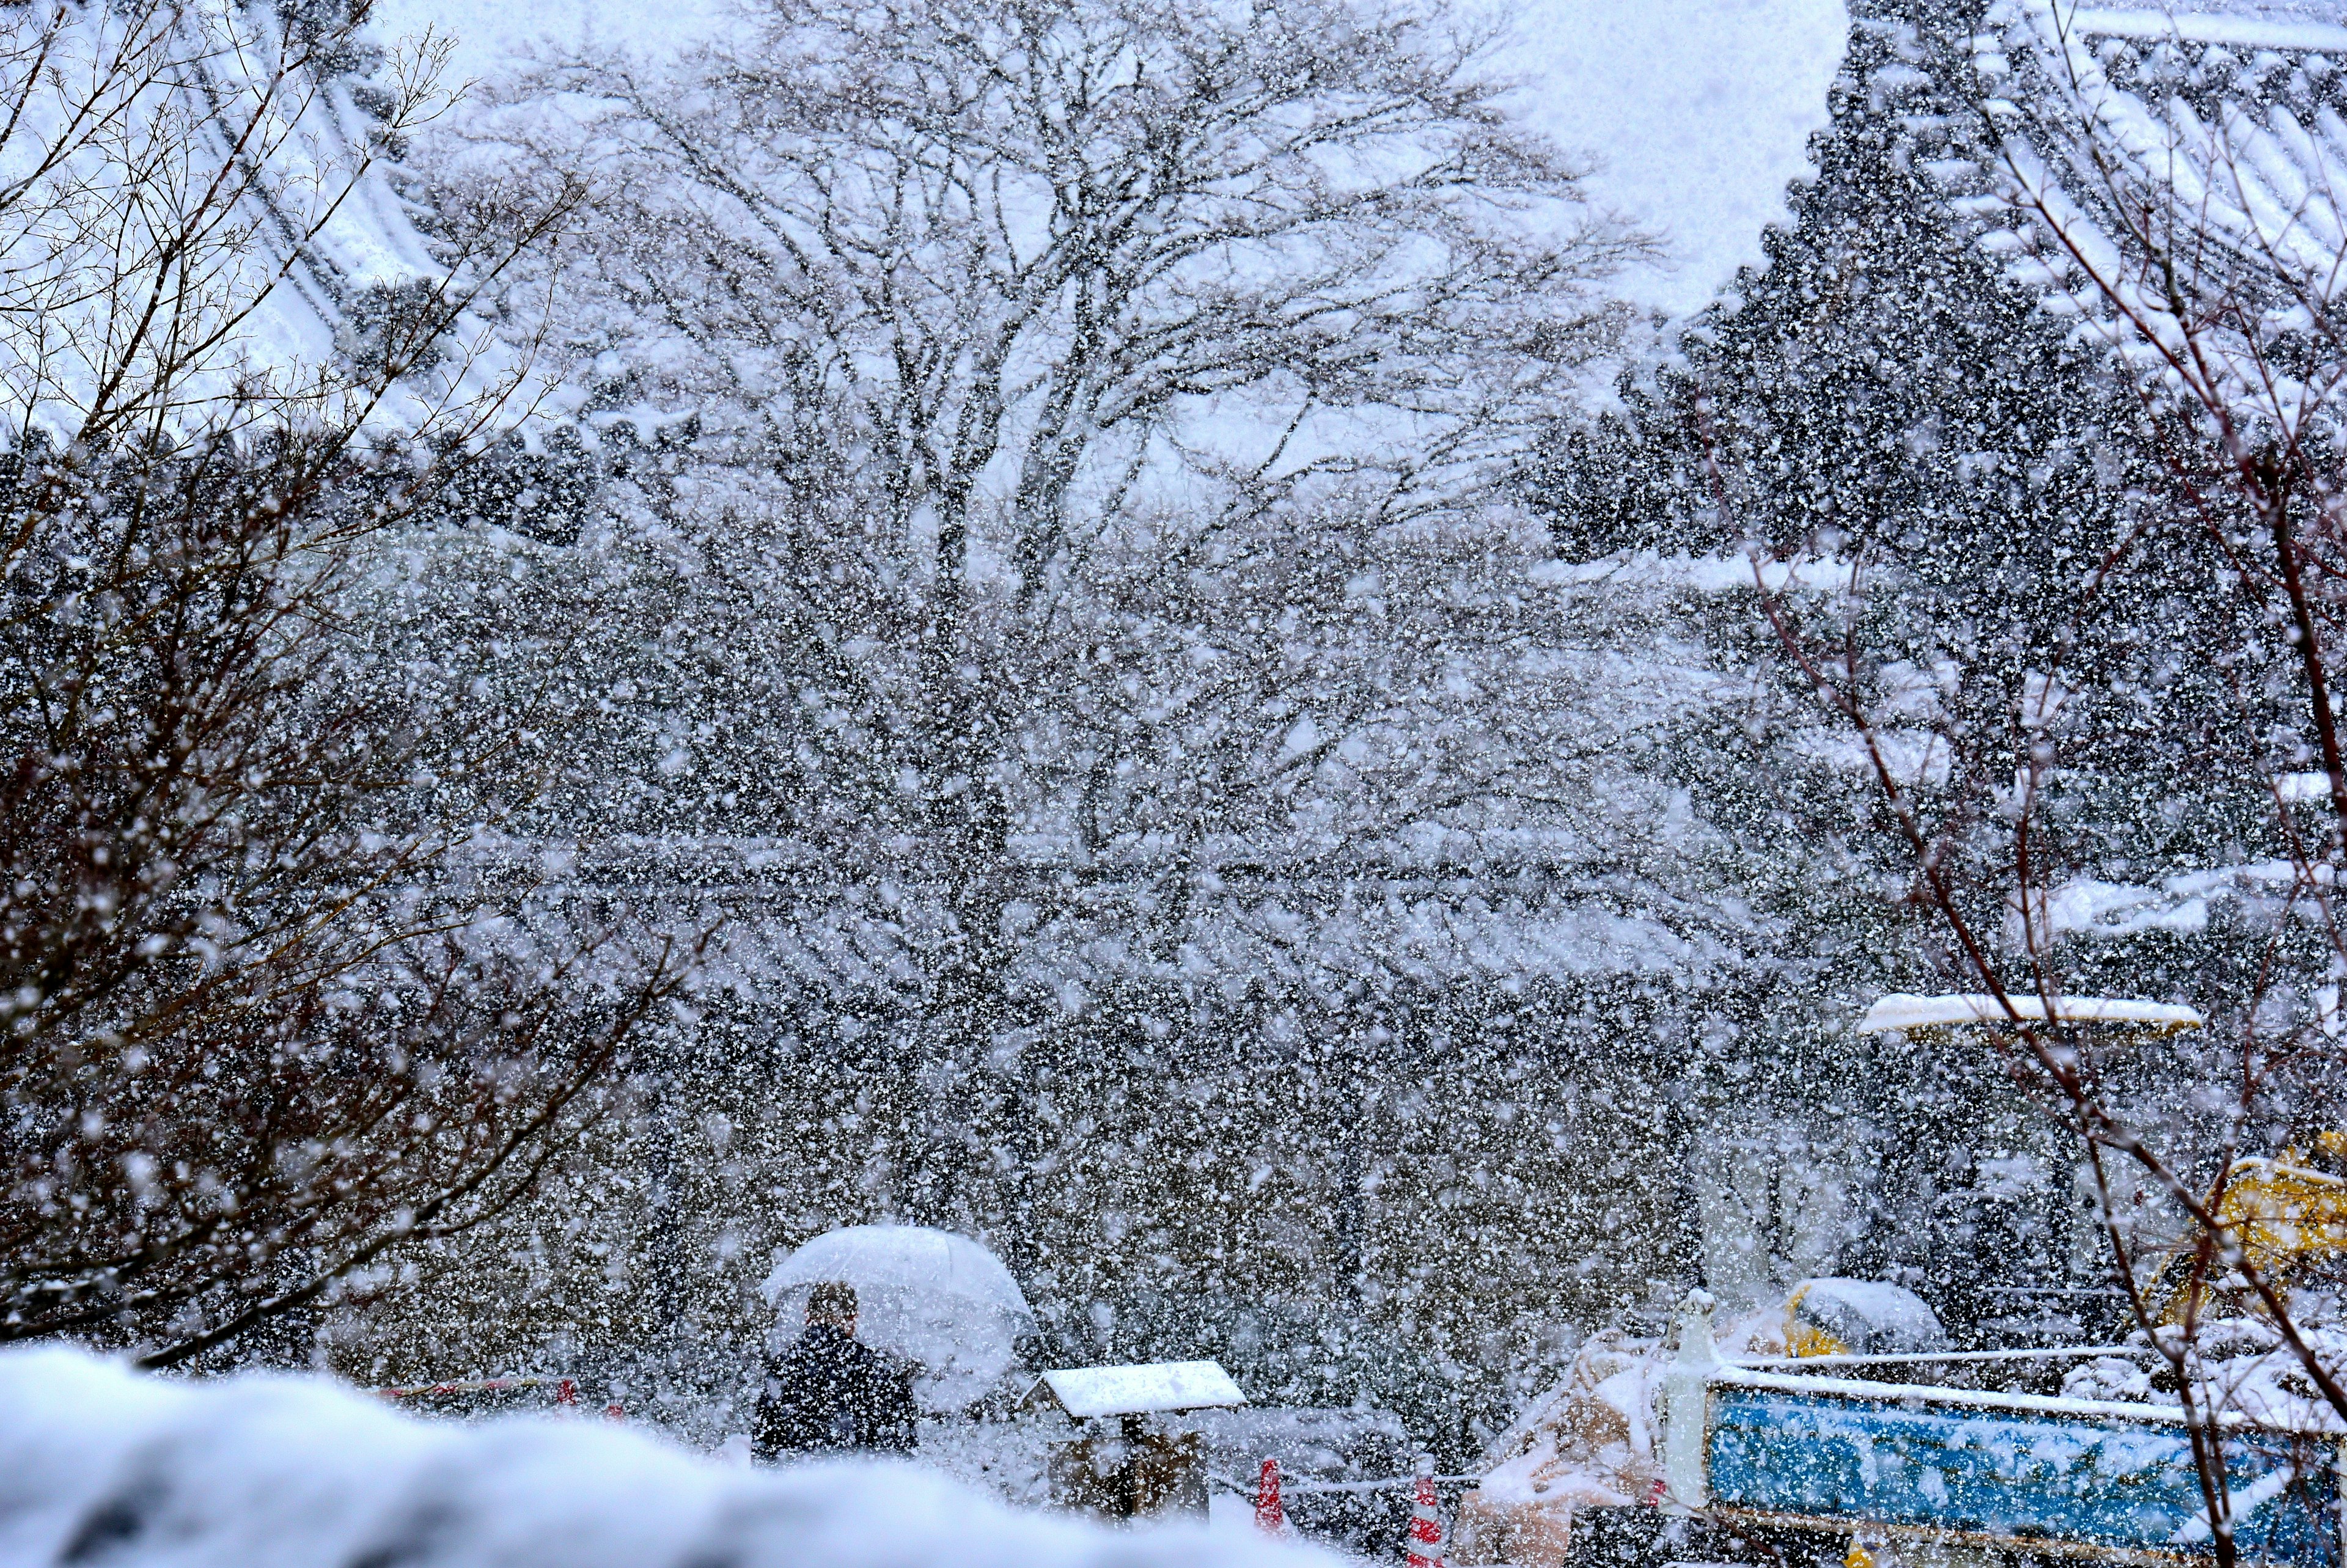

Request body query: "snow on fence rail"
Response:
[1207, 1474, 1480, 1497]
[1723, 1344, 2156, 1369]
[1650, 1297, 2345, 1566]
[369, 1376, 577, 1401]
[0, 1347, 1332, 1568]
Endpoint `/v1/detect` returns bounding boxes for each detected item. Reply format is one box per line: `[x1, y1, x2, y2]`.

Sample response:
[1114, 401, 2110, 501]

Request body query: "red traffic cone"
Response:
[1255, 1459, 1284, 1534]
[1404, 1454, 1447, 1568]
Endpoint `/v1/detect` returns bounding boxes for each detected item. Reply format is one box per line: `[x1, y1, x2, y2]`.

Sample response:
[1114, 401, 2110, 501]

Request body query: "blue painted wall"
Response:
[1707, 1387, 2340, 1567]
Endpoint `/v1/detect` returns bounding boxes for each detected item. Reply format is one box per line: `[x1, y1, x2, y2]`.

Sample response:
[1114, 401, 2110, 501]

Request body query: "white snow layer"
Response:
[1857, 993, 2205, 1032]
[376, 0, 1848, 323]
[0, 1346, 1328, 1568]
[762, 1226, 1035, 1412]
[1030, 1362, 1249, 1420]
[2065, 7, 2347, 51]
[1785, 1278, 1947, 1354]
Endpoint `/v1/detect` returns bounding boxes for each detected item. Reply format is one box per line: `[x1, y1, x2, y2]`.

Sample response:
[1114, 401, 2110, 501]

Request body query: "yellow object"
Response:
[1846, 1544, 1876, 1568]
[2152, 1150, 2347, 1324]
[1783, 1283, 1851, 1358]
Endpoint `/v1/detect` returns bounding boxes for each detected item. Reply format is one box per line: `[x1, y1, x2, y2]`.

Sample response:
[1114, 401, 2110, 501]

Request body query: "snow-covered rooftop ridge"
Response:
[1028, 1362, 1248, 1419]
[0, 1, 544, 444]
[0, 1347, 1318, 1568]
[2063, 5, 2347, 49]
[1858, 992, 2205, 1031]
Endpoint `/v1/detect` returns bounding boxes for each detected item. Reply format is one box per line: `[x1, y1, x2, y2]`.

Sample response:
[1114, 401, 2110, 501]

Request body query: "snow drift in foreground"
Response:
[0, 1347, 1323, 1568]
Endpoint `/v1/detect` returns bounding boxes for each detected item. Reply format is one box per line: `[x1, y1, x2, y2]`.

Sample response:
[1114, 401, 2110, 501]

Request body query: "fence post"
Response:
[1404, 1453, 1448, 1568]
[1659, 1289, 1716, 1517]
[1255, 1459, 1283, 1534]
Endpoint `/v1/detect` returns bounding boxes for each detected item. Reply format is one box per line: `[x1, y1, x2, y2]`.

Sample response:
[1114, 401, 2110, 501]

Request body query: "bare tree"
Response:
[0, 0, 694, 1366]
[443, 0, 1652, 1223]
[498, 0, 1649, 582]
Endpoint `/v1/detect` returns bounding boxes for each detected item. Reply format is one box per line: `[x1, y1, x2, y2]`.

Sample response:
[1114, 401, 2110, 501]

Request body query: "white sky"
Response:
[376, 0, 1848, 320]
[1488, 0, 1849, 316]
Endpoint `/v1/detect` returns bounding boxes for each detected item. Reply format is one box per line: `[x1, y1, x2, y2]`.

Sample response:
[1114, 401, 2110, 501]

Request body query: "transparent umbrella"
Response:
[761, 1226, 1035, 1413]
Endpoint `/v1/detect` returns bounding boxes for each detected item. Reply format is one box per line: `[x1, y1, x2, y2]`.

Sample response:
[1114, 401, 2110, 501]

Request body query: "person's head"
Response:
[806, 1280, 858, 1333]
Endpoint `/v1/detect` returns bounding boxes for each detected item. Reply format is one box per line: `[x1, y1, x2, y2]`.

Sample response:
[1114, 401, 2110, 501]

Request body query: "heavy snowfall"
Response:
[10, 0, 2347, 1563]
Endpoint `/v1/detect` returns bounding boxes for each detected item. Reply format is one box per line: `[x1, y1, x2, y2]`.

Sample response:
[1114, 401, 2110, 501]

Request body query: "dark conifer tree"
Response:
[1527, 0, 2297, 1339]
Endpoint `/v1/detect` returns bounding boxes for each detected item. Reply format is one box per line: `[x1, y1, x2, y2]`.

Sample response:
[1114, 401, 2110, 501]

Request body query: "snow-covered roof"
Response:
[1966, 0, 2347, 401]
[0, 1, 541, 444]
[1024, 1361, 1247, 1419]
[1858, 992, 2204, 1032]
[2064, 4, 2347, 49]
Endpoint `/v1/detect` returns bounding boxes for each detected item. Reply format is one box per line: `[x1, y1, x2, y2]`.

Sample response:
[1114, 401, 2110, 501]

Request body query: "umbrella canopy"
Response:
[762, 1226, 1034, 1413]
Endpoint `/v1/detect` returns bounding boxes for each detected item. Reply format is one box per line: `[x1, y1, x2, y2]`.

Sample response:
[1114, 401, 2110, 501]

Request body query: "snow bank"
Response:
[1469, 1319, 1696, 1516]
[2063, 1319, 2347, 1434]
[0, 1347, 1330, 1568]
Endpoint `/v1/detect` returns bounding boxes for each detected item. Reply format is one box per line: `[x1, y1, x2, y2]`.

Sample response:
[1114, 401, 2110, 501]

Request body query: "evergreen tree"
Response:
[1528, 0, 2310, 1336]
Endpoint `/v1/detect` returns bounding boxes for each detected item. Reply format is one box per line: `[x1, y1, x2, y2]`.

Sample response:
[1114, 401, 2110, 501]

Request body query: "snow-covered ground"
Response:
[373, 0, 1848, 320]
[0, 1347, 1328, 1568]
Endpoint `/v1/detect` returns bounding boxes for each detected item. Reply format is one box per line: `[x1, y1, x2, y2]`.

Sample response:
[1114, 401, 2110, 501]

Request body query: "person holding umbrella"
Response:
[752, 1281, 918, 1459]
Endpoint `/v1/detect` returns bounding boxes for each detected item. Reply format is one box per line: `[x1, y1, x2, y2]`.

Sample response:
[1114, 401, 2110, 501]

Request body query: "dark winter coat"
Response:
[752, 1322, 918, 1459]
